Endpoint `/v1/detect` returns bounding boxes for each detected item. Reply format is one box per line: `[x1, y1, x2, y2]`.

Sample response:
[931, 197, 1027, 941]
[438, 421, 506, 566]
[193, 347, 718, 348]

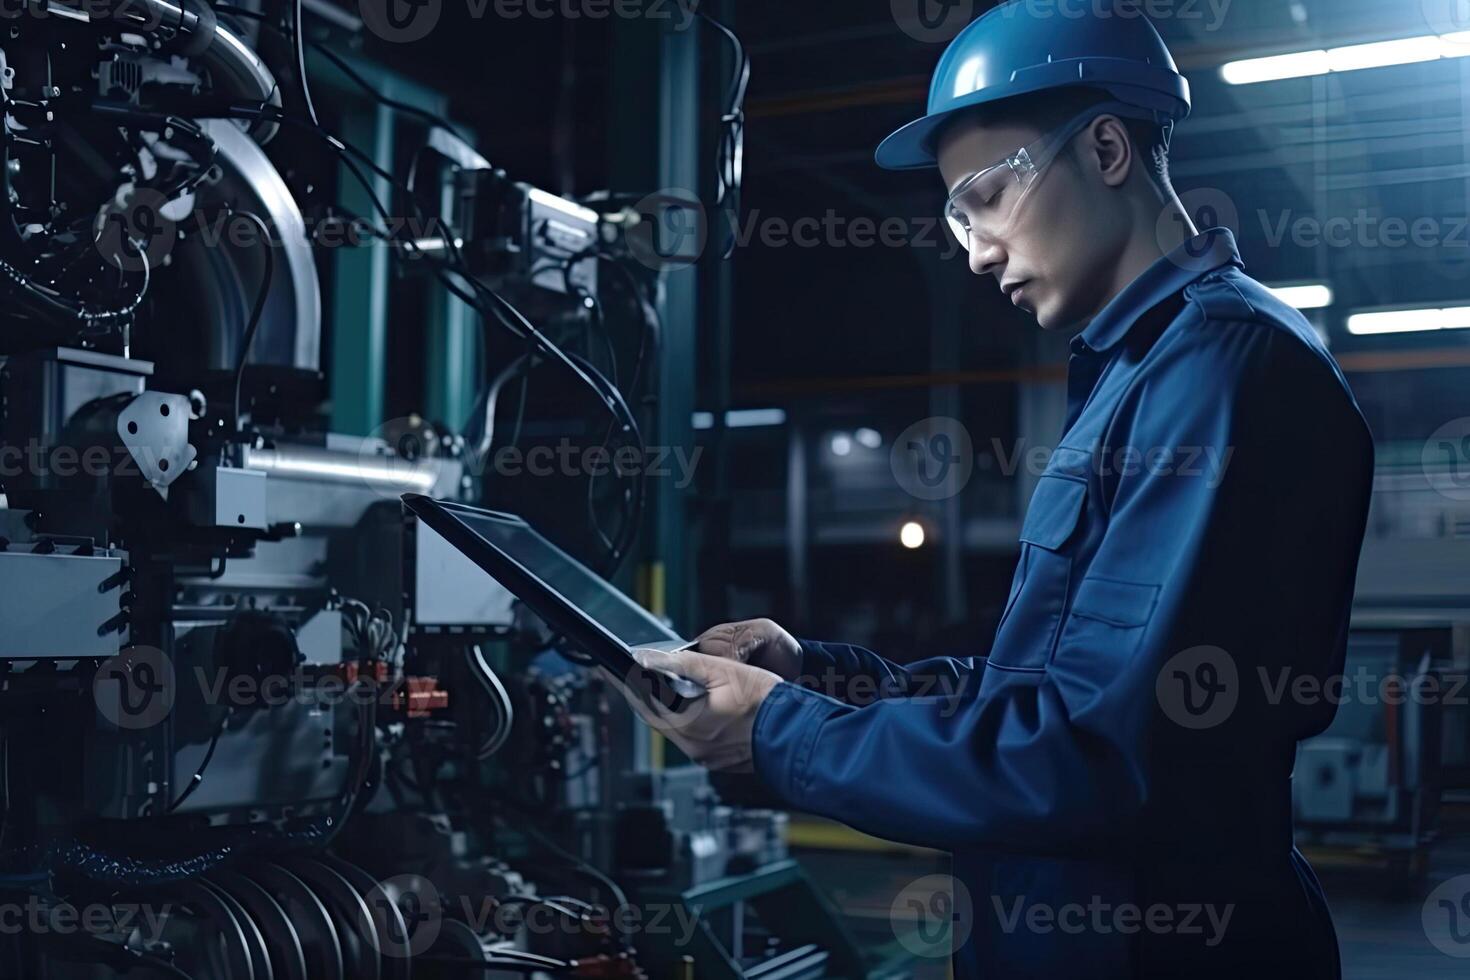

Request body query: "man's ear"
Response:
[1085, 114, 1133, 188]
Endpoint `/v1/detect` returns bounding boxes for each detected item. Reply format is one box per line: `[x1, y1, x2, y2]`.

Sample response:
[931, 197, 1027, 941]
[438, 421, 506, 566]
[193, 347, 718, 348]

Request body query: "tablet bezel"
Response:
[401, 494, 701, 710]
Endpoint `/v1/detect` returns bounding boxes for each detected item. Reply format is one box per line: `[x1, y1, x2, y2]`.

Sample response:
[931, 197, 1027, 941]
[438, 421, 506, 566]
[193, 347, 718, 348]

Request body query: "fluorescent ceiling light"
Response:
[1327, 36, 1441, 72]
[1267, 283, 1334, 310]
[728, 408, 787, 428]
[691, 408, 787, 430]
[1346, 306, 1470, 335]
[1222, 49, 1329, 84]
[1223, 31, 1468, 85]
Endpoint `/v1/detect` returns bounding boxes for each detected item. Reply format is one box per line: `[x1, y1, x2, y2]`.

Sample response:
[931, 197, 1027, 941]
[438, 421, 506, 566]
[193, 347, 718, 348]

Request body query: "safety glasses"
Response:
[943, 107, 1115, 252]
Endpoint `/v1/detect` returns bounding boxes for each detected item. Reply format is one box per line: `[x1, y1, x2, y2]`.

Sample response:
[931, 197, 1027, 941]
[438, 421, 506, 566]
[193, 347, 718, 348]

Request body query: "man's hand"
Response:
[604, 648, 782, 773]
[693, 619, 802, 682]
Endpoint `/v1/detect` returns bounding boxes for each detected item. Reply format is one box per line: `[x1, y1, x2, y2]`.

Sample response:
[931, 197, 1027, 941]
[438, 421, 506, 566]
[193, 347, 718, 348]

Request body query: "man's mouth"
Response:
[1003, 280, 1031, 308]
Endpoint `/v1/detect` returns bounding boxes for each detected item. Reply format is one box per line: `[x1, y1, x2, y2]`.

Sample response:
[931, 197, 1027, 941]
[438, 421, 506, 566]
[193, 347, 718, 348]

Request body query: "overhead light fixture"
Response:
[855, 427, 883, 449]
[900, 521, 926, 550]
[1346, 306, 1470, 335]
[691, 408, 787, 430]
[1222, 31, 1470, 85]
[1267, 282, 1334, 310]
[829, 433, 853, 457]
[1222, 49, 1330, 84]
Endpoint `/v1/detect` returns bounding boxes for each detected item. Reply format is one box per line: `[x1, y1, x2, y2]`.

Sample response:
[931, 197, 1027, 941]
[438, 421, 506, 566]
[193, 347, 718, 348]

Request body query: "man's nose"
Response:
[968, 234, 1005, 278]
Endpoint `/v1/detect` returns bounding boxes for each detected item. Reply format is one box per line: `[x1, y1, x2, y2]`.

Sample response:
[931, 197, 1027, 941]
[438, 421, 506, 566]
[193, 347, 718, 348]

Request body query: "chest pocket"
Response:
[989, 475, 1088, 671]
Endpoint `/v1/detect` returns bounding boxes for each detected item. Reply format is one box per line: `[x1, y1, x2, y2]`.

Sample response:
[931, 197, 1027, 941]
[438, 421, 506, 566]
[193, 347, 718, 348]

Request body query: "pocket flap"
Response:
[1069, 576, 1160, 628]
[1018, 476, 1087, 552]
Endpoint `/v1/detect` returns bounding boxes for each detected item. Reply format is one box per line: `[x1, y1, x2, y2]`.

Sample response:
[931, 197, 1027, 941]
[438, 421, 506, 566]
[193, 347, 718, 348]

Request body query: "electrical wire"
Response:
[468, 645, 514, 759]
[166, 708, 234, 813]
[292, 0, 319, 127]
[166, 86, 648, 569]
[228, 210, 276, 432]
[697, 8, 749, 259]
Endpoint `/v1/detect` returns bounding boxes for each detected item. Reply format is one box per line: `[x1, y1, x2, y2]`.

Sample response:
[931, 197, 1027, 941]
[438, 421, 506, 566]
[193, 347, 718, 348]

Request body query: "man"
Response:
[616, 3, 1374, 977]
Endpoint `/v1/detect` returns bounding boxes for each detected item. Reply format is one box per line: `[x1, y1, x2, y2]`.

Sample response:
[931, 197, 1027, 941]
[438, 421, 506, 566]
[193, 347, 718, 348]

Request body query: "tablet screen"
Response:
[441, 507, 680, 649]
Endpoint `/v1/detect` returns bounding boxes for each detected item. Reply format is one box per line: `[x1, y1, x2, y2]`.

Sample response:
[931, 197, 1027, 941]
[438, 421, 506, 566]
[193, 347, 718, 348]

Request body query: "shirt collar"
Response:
[1075, 227, 1244, 353]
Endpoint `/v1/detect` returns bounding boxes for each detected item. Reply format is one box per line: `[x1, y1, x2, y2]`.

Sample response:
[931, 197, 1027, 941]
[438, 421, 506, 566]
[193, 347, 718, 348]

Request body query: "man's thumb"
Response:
[634, 648, 720, 683]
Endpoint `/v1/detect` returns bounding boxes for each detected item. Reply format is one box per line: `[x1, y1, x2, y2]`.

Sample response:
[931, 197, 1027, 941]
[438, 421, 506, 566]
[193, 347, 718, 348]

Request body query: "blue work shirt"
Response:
[752, 229, 1374, 979]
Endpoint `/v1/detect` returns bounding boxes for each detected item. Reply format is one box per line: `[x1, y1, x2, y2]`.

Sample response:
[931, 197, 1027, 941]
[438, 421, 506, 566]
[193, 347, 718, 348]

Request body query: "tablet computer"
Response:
[401, 494, 707, 711]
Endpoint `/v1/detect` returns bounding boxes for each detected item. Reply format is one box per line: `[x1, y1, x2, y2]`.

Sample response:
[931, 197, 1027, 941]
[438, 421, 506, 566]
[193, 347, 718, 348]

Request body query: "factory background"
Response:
[1, 0, 1469, 976]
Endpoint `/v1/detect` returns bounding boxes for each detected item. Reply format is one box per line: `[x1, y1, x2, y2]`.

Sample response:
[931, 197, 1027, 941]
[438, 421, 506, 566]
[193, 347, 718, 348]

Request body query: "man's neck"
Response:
[1076, 190, 1198, 333]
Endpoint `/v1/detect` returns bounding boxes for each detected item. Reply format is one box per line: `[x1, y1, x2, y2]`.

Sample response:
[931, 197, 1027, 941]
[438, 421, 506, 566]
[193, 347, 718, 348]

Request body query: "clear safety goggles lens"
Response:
[944, 148, 1040, 250]
[944, 107, 1124, 253]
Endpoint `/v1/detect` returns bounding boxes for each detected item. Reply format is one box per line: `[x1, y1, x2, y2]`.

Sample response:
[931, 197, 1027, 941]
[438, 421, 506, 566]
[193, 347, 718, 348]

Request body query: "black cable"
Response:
[189, 96, 648, 568]
[167, 708, 233, 813]
[229, 210, 276, 432]
[696, 8, 749, 259]
[317, 680, 378, 847]
[497, 811, 630, 927]
[292, 0, 319, 127]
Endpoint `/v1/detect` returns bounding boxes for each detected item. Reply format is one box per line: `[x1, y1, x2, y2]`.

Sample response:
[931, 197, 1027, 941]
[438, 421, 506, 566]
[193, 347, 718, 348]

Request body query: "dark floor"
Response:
[797, 838, 1470, 978]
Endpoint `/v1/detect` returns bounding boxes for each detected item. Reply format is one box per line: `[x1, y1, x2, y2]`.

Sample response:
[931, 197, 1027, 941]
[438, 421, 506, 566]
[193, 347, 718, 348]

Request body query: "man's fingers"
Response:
[693, 624, 741, 660]
[633, 647, 723, 685]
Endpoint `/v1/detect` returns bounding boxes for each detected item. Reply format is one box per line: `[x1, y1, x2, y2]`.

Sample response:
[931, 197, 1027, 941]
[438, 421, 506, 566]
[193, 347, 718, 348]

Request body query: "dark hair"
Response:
[937, 86, 1173, 189]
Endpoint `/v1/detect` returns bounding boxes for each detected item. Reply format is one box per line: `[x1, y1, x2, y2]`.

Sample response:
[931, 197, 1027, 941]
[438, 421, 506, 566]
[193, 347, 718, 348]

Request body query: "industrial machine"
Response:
[0, 2, 880, 976]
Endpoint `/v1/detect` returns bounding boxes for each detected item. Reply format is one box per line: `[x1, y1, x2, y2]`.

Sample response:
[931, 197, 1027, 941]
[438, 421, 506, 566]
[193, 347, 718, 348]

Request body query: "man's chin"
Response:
[1033, 297, 1087, 333]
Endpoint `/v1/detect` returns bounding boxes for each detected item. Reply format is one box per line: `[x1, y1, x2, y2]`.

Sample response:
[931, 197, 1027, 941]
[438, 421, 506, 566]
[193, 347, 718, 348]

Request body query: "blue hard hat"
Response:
[876, 0, 1191, 170]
